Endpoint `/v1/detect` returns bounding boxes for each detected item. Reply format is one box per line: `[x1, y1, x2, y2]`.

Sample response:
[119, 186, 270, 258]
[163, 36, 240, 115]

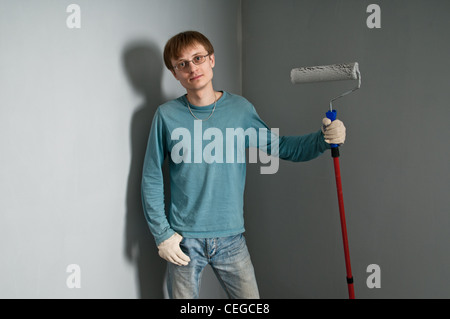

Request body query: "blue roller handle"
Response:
[326, 110, 339, 149]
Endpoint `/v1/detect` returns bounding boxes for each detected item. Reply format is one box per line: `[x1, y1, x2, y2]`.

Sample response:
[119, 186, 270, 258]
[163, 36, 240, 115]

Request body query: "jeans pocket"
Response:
[223, 233, 246, 257]
[179, 237, 190, 257]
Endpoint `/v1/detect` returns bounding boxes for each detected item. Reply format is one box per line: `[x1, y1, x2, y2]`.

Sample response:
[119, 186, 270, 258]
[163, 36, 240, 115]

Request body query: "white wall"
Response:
[0, 0, 241, 298]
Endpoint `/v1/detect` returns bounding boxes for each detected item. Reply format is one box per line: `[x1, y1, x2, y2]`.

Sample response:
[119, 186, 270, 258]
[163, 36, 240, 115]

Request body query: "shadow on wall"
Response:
[122, 40, 171, 298]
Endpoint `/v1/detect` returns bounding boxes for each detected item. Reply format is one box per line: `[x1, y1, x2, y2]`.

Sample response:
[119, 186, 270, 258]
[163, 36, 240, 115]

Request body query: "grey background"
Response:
[0, 0, 239, 298]
[242, 0, 450, 298]
[0, 0, 449, 298]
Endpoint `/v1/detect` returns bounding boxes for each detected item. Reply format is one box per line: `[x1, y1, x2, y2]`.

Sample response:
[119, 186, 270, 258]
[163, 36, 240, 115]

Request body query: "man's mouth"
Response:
[189, 74, 203, 81]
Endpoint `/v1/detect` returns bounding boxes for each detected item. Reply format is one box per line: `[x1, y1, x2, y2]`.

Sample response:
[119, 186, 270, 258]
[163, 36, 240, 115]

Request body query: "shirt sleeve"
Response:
[278, 131, 331, 162]
[141, 108, 175, 246]
[247, 103, 331, 162]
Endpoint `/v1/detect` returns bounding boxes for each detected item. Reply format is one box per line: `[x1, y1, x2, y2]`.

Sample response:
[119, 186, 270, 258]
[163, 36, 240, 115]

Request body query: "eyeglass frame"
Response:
[172, 54, 211, 72]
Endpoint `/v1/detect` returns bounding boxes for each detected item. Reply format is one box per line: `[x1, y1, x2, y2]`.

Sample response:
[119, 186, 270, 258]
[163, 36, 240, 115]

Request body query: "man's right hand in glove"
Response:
[157, 233, 191, 266]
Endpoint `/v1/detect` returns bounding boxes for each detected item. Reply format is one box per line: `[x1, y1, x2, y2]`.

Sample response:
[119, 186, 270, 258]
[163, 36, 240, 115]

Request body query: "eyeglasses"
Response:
[173, 54, 210, 72]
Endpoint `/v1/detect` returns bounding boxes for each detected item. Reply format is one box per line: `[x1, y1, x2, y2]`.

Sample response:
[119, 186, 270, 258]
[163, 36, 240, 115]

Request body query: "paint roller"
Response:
[290, 62, 361, 299]
[291, 62, 361, 112]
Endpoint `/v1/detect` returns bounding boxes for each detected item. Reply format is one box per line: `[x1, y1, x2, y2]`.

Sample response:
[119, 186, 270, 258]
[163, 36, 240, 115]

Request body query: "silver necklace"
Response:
[186, 93, 217, 121]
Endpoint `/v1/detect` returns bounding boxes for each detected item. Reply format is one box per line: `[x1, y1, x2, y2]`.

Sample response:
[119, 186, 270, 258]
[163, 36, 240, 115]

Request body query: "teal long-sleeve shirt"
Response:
[141, 91, 330, 245]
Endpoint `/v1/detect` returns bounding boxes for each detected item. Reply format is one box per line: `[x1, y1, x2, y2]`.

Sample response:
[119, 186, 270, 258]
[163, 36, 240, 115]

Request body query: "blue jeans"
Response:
[167, 233, 260, 299]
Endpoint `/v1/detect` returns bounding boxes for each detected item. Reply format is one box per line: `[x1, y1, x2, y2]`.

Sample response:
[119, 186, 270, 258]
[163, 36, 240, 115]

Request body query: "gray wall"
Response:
[1, 0, 450, 299]
[242, 0, 450, 298]
[0, 0, 240, 298]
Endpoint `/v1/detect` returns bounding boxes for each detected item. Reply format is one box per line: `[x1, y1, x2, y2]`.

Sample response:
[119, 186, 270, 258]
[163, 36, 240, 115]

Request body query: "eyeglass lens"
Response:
[176, 55, 208, 70]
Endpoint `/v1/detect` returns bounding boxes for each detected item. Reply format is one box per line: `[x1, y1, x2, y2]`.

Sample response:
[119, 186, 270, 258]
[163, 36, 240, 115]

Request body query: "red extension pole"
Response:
[326, 109, 355, 299]
[332, 152, 355, 299]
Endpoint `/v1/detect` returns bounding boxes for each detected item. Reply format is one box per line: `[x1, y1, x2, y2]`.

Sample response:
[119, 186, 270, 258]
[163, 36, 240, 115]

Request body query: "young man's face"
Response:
[170, 43, 215, 93]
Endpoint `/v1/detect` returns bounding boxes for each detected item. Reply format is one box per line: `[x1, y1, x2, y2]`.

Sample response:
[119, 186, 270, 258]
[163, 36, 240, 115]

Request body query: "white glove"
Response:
[157, 233, 191, 266]
[321, 118, 346, 145]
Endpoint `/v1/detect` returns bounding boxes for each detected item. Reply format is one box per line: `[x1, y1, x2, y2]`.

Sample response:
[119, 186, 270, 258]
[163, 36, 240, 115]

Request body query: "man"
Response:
[141, 31, 345, 299]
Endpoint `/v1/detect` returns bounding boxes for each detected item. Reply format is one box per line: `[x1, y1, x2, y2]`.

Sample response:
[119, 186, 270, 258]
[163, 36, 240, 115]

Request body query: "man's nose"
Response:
[187, 61, 199, 72]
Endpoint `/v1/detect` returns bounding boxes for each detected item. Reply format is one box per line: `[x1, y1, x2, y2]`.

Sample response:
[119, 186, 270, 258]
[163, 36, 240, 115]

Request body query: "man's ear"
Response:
[209, 53, 215, 68]
[170, 69, 178, 80]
